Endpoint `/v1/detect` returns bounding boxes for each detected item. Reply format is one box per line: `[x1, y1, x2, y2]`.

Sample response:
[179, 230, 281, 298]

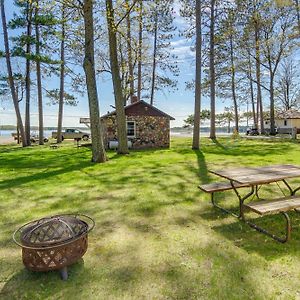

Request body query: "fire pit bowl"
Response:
[13, 214, 95, 280]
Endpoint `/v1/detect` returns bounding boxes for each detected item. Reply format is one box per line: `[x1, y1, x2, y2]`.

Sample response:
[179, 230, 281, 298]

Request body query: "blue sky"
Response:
[0, 0, 227, 128]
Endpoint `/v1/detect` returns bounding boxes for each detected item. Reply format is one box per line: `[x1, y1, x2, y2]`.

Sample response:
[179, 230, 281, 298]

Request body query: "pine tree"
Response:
[83, 0, 107, 163]
[192, 0, 202, 149]
[0, 0, 27, 146]
[106, 0, 129, 154]
[146, 0, 179, 105]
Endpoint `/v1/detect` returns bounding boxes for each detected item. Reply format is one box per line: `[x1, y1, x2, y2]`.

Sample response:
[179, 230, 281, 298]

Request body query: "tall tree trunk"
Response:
[106, 0, 129, 154]
[35, 2, 44, 145]
[192, 0, 202, 150]
[137, 0, 143, 101]
[126, 0, 134, 103]
[209, 0, 216, 139]
[248, 54, 257, 128]
[229, 34, 239, 133]
[25, 1, 32, 145]
[118, 36, 127, 105]
[1, 0, 27, 146]
[269, 72, 276, 135]
[295, 0, 300, 32]
[57, 4, 65, 143]
[254, 13, 264, 134]
[83, 0, 107, 163]
[150, 12, 158, 106]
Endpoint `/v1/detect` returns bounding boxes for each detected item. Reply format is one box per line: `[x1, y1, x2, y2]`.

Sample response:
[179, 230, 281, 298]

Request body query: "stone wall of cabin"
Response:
[101, 115, 170, 149]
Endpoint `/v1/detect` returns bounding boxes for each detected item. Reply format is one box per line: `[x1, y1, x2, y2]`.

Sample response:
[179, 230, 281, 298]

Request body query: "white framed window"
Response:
[127, 121, 136, 137]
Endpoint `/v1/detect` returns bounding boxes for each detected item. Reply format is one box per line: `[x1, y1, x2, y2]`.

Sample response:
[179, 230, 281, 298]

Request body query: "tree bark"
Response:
[229, 34, 239, 133]
[192, 0, 202, 150]
[83, 0, 107, 163]
[106, 0, 129, 154]
[269, 72, 276, 135]
[248, 54, 257, 128]
[126, 0, 134, 103]
[35, 2, 44, 145]
[295, 0, 300, 32]
[1, 0, 27, 146]
[25, 1, 32, 146]
[150, 12, 158, 106]
[57, 4, 65, 143]
[254, 10, 264, 134]
[209, 0, 216, 139]
[137, 0, 143, 101]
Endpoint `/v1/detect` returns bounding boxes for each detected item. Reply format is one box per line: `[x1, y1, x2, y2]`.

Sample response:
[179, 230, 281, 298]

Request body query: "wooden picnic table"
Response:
[210, 164, 300, 186]
[201, 164, 300, 243]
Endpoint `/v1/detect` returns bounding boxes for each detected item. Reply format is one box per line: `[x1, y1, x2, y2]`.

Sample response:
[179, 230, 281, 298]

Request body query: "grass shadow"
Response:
[193, 149, 210, 184]
[0, 259, 85, 299]
[212, 212, 300, 260]
[0, 161, 92, 190]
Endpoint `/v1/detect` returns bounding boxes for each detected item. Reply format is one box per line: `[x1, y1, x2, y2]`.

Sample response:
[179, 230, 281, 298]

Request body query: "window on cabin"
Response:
[127, 121, 135, 137]
[284, 120, 287, 126]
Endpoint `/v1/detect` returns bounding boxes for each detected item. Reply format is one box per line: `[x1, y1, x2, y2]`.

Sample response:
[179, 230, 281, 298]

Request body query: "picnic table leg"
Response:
[230, 181, 254, 219]
[211, 193, 240, 218]
[282, 179, 300, 196]
[254, 185, 265, 199]
[242, 211, 291, 243]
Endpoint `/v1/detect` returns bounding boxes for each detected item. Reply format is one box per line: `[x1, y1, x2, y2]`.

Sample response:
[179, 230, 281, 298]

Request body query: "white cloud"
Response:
[170, 39, 194, 61]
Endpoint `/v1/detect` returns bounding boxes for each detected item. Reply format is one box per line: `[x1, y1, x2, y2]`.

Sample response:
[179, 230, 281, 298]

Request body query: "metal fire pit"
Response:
[13, 214, 95, 280]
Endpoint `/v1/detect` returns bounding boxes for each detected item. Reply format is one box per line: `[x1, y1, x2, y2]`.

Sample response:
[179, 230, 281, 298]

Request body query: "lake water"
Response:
[0, 130, 54, 137]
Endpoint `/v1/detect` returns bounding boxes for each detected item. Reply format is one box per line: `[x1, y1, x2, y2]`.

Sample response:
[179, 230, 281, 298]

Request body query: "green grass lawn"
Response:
[1, 137, 300, 299]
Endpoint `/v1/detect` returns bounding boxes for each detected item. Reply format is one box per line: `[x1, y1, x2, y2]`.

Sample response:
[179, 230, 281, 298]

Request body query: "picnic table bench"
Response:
[199, 164, 300, 243]
[50, 143, 59, 149]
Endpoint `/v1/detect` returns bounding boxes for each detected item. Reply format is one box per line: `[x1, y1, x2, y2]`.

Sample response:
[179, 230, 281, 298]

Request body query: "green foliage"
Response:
[144, 0, 180, 95]
[46, 89, 78, 106]
[184, 109, 211, 127]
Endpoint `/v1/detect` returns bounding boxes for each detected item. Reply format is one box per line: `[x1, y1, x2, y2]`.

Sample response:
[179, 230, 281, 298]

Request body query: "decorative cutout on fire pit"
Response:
[20, 215, 88, 247]
[13, 214, 94, 280]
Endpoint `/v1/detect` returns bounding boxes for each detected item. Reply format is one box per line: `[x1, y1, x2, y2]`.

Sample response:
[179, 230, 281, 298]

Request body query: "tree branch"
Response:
[115, 0, 138, 28]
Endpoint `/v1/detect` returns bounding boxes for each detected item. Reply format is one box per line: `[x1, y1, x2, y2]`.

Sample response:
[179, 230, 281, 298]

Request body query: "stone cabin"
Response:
[80, 100, 175, 149]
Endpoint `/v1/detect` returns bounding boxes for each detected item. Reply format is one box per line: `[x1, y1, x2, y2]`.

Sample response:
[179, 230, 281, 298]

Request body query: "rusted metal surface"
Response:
[22, 234, 88, 272]
[13, 214, 94, 277]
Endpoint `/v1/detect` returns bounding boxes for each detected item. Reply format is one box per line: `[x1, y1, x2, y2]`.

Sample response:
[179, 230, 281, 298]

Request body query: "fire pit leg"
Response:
[60, 267, 68, 280]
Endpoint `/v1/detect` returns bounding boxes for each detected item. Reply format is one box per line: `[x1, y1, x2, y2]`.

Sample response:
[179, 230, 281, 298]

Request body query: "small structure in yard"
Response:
[80, 99, 175, 149]
[265, 110, 300, 134]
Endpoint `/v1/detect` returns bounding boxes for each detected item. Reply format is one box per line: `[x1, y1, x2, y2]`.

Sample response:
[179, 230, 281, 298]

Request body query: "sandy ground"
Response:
[0, 136, 16, 145]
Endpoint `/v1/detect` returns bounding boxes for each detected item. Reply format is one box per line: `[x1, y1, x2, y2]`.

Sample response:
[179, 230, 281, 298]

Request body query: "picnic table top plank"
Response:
[209, 164, 300, 185]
